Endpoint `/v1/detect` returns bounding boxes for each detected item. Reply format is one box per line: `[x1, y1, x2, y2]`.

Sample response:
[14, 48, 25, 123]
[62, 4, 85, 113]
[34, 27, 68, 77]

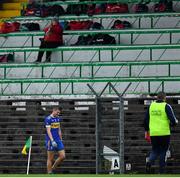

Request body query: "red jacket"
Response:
[44, 23, 63, 43]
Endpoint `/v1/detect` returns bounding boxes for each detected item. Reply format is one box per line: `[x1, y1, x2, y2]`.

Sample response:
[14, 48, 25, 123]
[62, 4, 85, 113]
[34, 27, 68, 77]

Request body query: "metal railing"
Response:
[9, 12, 180, 29]
[0, 44, 179, 62]
[1, 61, 180, 96]
[0, 28, 180, 47]
[1, 60, 180, 79]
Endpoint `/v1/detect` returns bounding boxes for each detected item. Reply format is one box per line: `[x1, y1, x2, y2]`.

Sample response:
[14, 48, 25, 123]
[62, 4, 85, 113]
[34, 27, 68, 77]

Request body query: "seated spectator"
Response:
[27, 0, 36, 7]
[26, 0, 39, 10]
[35, 17, 63, 63]
[22, 0, 39, 16]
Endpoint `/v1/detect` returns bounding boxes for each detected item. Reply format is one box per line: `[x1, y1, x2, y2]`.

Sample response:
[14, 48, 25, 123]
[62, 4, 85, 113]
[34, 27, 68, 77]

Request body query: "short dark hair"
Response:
[157, 91, 166, 100]
[53, 106, 62, 111]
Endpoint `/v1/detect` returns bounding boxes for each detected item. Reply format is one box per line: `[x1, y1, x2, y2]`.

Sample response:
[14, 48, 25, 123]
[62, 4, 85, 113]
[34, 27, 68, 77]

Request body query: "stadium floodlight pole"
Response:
[27, 136, 32, 175]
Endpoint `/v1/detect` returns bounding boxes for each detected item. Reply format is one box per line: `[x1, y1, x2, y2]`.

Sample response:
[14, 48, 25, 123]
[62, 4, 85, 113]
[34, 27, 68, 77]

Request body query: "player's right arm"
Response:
[45, 117, 57, 147]
[46, 126, 54, 142]
[46, 126, 57, 147]
[45, 117, 53, 141]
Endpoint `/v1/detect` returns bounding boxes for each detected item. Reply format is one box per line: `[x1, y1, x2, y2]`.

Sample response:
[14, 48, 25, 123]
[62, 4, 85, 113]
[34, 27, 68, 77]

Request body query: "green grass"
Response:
[0, 174, 180, 177]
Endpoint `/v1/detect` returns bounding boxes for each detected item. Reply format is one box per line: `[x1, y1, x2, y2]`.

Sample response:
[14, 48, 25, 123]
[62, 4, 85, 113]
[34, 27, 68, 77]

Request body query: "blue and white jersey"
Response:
[45, 115, 62, 141]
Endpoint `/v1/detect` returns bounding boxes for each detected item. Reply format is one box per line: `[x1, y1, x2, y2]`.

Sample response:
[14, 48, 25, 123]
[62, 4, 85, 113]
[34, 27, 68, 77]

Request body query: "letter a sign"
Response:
[111, 157, 120, 170]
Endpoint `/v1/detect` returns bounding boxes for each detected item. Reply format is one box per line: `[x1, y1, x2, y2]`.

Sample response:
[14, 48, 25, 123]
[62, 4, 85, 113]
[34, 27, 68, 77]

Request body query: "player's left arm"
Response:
[166, 104, 178, 126]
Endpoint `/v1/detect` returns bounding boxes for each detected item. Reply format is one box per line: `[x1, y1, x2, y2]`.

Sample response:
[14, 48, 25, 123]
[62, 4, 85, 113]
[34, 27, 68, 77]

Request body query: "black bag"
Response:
[135, 3, 149, 13]
[111, 20, 132, 29]
[87, 3, 107, 16]
[154, 0, 173, 12]
[0, 54, 14, 63]
[122, 21, 132, 28]
[73, 35, 90, 45]
[90, 22, 104, 30]
[74, 34, 116, 46]
[111, 20, 124, 29]
[48, 4, 65, 16]
[21, 23, 40, 31]
[66, 4, 88, 15]
[35, 5, 49, 17]
[89, 34, 116, 45]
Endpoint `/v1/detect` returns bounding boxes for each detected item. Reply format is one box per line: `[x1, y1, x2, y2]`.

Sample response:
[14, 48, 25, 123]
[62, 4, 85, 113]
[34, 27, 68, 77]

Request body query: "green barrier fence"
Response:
[1, 28, 180, 37]
[0, 44, 179, 62]
[44, 0, 161, 5]
[0, 76, 180, 96]
[0, 60, 180, 96]
[0, 60, 180, 79]
[0, 28, 180, 47]
[13, 12, 180, 22]
[22, 0, 179, 6]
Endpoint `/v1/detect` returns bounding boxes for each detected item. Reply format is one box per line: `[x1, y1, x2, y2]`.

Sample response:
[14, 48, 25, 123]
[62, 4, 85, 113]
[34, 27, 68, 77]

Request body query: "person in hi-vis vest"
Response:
[144, 92, 178, 174]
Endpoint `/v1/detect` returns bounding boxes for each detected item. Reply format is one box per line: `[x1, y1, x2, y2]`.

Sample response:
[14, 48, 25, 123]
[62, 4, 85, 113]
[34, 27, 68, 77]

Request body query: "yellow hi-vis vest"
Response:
[149, 101, 170, 136]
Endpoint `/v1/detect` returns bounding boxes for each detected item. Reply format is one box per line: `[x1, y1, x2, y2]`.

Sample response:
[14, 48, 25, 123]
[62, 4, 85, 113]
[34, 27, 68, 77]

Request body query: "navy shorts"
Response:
[46, 139, 64, 151]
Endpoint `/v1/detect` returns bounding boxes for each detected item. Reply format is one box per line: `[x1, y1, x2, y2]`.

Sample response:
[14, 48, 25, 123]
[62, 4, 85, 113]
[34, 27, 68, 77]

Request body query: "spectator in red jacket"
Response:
[36, 17, 63, 62]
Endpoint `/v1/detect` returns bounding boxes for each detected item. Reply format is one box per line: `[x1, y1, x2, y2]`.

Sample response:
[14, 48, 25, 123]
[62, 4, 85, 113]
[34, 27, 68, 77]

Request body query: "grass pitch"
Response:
[0, 174, 180, 178]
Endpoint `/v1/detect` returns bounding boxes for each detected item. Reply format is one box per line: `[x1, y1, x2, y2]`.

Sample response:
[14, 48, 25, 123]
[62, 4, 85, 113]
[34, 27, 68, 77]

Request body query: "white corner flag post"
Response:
[27, 136, 32, 175]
